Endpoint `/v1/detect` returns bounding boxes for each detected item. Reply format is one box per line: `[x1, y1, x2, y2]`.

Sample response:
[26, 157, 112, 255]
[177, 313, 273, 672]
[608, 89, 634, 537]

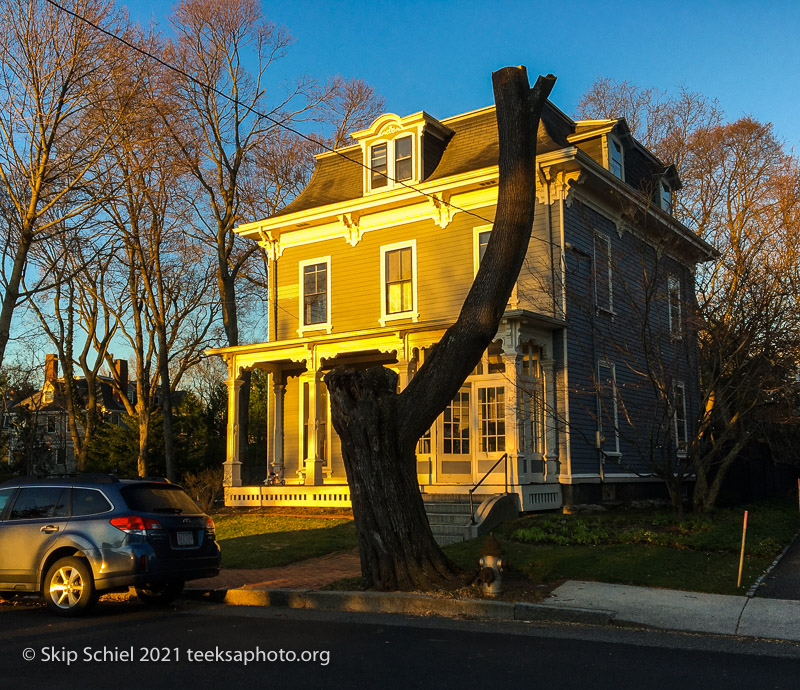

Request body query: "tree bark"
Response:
[326, 67, 555, 590]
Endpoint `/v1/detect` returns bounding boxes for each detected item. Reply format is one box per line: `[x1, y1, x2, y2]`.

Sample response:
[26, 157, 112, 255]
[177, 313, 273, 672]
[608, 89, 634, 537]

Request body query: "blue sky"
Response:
[133, 0, 800, 151]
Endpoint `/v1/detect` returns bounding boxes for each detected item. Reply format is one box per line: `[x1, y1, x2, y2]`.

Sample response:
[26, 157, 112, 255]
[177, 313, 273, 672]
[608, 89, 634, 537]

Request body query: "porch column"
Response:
[272, 372, 286, 481]
[502, 352, 522, 488]
[224, 376, 244, 487]
[303, 371, 324, 486]
[541, 358, 558, 482]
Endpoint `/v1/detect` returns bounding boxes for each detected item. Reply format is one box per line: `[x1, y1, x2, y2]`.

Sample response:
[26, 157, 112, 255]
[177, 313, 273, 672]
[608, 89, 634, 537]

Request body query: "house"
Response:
[208, 96, 715, 531]
[7, 354, 131, 473]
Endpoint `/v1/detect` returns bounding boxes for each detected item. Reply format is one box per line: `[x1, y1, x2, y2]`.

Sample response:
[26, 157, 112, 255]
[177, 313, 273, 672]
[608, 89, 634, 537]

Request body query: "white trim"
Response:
[472, 224, 492, 275]
[379, 239, 418, 326]
[297, 256, 332, 336]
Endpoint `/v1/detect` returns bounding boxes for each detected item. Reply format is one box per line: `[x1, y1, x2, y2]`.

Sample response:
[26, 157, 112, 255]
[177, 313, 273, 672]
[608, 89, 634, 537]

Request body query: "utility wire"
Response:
[45, 0, 563, 252]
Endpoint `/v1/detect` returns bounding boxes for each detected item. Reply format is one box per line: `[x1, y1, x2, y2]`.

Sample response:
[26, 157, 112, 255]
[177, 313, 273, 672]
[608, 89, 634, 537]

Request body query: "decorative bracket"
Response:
[430, 193, 454, 229]
[339, 212, 363, 246]
[258, 229, 283, 260]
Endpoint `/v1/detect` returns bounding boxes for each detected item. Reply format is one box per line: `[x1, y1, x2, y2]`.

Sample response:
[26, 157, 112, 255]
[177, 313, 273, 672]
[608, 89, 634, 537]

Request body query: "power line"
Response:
[44, 0, 562, 252]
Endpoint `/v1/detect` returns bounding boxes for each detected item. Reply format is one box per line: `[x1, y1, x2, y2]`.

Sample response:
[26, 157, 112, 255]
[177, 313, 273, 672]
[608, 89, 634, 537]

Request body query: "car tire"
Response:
[135, 580, 184, 606]
[44, 557, 97, 617]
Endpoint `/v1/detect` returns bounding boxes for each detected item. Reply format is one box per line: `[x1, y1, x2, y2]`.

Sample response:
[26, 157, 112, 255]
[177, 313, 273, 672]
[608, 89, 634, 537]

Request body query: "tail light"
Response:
[205, 517, 216, 539]
[110, 516, 163, 536]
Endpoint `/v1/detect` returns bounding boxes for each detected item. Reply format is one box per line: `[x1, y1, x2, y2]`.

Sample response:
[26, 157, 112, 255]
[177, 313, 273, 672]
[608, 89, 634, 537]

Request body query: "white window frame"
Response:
[473, 225, 492, 275]
[597, 360, 620, 457]
[593, 232, 614, 313]
[668, 275, 682, 339]
[297, 256, 332, 336]
[368, 134, 417, 193]
[379, 240, 418, 326]
[673, 381, 688, 457]
[606, 134, 625, 180]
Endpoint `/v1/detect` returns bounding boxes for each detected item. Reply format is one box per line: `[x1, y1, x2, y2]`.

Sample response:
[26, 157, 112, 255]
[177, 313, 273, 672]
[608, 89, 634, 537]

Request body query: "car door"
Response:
[0, 486, 70, 586]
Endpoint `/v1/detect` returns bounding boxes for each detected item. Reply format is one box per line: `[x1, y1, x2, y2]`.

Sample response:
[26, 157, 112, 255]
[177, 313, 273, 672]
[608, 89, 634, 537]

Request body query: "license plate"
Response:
[176, 531, 194, 546]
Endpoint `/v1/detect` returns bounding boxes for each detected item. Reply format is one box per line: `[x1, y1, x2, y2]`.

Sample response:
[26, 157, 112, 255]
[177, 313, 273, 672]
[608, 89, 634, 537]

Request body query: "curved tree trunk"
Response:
[326, 67, 556, 590]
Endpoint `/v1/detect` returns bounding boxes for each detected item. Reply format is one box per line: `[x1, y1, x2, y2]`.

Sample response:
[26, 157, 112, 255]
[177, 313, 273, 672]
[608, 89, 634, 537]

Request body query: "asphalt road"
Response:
[2, 597, 800, 689]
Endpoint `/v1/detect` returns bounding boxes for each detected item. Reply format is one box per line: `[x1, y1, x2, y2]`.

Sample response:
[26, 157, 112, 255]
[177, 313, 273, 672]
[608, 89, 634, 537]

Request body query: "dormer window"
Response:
[609, 136, 624, 179]
[369, 135, 414, 190]
[660, 180, 672, 212]
[352, 112, 453, 196]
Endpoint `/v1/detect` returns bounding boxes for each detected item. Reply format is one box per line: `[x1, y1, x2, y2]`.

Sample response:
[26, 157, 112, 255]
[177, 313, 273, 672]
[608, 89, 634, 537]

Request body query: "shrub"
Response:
[181, 467, 223, 513]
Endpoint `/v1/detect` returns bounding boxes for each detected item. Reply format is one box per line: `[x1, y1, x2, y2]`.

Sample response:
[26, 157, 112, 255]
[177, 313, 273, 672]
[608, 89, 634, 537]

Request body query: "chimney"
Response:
[44, 354, 58, 383]
[112, 359, 129, 404]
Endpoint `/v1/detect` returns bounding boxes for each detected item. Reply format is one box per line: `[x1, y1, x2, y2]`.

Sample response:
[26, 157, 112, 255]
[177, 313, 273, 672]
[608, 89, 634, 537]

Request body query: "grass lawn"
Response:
[211, 496, 798, 596]
[443, 495, 799, 595]
[212, 514, 356, 569]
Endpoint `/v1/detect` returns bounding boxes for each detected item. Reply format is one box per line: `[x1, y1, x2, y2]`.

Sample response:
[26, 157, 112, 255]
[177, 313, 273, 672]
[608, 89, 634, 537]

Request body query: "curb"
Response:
[184, 586, 616, 626]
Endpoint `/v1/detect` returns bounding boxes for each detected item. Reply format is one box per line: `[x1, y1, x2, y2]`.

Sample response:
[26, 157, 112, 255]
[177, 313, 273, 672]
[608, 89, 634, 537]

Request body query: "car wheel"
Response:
[44, 557, 97, 617]
[135, 580, 184, 606]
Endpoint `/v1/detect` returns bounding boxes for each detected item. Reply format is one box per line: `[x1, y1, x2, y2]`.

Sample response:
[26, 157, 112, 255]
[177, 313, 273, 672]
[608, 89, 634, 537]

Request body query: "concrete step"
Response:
[426, 512, 473, 526]
[429, 523, 473, 538]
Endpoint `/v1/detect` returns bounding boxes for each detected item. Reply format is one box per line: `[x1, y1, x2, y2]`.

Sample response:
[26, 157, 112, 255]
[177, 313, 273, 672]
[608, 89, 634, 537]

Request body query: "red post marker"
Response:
[737, 510, 748, 588]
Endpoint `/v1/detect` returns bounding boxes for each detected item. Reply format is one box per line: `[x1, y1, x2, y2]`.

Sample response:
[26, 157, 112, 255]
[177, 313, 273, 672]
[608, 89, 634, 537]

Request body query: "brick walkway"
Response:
[187, 550, 361, 591]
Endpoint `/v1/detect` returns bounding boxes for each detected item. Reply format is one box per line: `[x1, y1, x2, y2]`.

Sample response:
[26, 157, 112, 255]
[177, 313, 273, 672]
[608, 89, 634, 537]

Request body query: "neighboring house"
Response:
[7, 355, 131, 473]
[209, 98, 715, 517]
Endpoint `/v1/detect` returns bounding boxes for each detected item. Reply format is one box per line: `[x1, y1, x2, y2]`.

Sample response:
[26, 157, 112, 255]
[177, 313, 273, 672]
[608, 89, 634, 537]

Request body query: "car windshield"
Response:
[120, 484, 203, 515]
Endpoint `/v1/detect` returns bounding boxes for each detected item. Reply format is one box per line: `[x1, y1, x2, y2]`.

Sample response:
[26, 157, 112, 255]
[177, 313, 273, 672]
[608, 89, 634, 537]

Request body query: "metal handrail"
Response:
[469, 452, 508, 524]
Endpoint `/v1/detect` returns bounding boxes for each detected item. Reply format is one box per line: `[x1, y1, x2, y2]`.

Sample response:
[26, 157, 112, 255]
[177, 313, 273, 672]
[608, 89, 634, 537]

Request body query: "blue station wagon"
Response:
[0, 474, 220, 616]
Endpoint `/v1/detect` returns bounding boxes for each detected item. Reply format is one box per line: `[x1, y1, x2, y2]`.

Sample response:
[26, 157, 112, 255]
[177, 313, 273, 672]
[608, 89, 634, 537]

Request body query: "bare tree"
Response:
[0, 0, 124, 368]
[577, 78, 800, 512]
[325, 67, 555, 591]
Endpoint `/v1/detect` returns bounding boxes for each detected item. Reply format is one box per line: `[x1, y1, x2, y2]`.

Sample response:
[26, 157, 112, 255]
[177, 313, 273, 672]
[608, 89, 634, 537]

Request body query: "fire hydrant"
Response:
[478, 534, 503, 597]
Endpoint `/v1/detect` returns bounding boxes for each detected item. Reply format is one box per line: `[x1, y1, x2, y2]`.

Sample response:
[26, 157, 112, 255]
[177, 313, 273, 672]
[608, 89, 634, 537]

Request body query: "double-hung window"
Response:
[380, 241, 417, 325]
[660, 180, 672, 213]
[593, 232, 613, 312]
[473, 225, 492, 274]
[370, 135, 414, 191]
[597, 360, 620, 456]
[668, 275, 682, 338]
[674, 382, 688, 455]
[608, 135, 624, 179]
[298, 257, 331, 335]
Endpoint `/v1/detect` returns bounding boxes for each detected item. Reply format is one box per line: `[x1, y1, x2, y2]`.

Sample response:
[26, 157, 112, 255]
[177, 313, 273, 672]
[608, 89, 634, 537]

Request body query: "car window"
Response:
[8, 487, 68, 520]
[0, 487, 14, 517]
[120, 484, 203, 515]
[71, 488, 113, 516]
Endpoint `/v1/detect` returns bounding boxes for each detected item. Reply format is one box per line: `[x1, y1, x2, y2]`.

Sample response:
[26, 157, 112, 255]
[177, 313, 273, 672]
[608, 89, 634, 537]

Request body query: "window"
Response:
[370, 143, 388, 188]
[369, 135, 414, 191]
[674, 382, 688, 454]
[443, 390, 470, 455]
[478, 386, 506, 453]
[597, 361, 620, 456]
[394, 135, 412, 181]
[593, 232, 613, 312]
[608, 136, 624, 179]
[520, 343, 545, 456]
[660, 180, 672, 212]
[473, 226, 492, 274]
[668, 276, 682, 337]
[0, 488, 14, 515]
[46, 415, 56, 433]
[8, 487, 68, 520]
[71, 489, 113, 517]
[380, 241, 417, 325]
[298, 257, 331, 334]
[416, 427, 431, 455]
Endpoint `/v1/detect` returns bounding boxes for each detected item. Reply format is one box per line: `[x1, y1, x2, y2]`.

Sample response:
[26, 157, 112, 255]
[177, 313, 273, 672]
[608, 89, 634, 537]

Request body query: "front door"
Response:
[438, 388, 473, 482]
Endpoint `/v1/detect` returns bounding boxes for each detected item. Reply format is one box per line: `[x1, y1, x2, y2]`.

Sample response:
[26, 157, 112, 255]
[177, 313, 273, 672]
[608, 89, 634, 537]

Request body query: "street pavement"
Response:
[185, 536, 800, 644]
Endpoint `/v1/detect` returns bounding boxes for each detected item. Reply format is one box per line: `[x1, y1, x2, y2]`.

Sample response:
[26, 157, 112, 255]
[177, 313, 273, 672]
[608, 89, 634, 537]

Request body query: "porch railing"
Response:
[469, 452, 508, 524]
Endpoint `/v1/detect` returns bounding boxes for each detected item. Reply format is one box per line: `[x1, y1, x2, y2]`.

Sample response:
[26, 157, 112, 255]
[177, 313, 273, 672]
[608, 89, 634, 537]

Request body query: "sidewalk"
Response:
[185, 553, 800, 644]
